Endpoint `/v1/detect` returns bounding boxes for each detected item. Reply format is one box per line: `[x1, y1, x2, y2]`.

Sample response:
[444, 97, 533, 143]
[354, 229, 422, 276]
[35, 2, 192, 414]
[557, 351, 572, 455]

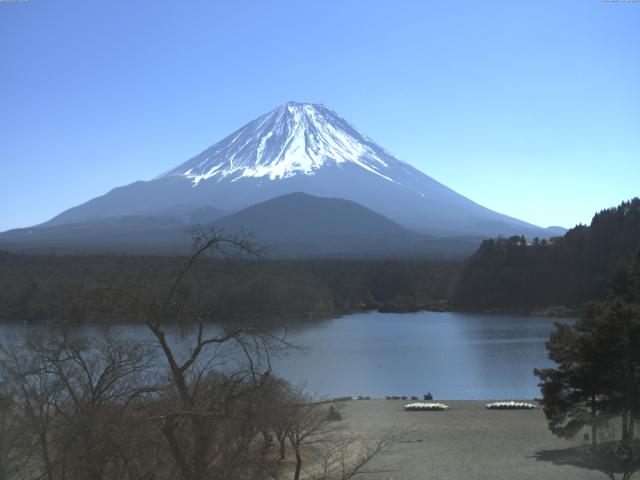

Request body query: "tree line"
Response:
[0, 251, 459, 324]
[454, 198, 640, 313]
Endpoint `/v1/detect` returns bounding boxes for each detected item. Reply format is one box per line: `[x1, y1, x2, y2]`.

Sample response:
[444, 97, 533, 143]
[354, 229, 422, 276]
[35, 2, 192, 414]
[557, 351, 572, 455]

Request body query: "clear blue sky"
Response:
[1, 0, 638, 231]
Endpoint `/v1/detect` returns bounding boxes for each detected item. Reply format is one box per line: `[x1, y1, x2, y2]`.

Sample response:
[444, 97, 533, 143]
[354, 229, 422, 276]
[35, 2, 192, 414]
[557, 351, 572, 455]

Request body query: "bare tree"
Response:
[265, 378, 297, 461]
[0, 331, 158, 480]
[280, 389, 400, 480]
[42, 332, 157, 480]
[285, 393, 342, 480]
[1, 334, 64, 480]
[112, 227, 290, 480]
[311, 431, 399, 480]
[0, 381, 31, 480]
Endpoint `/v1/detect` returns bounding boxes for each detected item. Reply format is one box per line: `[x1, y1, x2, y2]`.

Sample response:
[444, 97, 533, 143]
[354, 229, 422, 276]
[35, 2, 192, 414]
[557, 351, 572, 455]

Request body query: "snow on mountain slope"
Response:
[158, 102, 399, 184]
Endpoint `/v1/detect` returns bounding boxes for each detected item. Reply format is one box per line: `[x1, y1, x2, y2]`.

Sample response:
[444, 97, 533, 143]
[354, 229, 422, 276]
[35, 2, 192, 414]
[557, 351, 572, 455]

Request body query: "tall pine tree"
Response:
[535, 252, 640, 447]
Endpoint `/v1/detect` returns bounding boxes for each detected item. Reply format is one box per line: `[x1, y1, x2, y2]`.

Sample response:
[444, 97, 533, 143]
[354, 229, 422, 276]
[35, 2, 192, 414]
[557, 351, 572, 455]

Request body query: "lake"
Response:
[270, 311, 564, 400]
[0, 311, 567, 400]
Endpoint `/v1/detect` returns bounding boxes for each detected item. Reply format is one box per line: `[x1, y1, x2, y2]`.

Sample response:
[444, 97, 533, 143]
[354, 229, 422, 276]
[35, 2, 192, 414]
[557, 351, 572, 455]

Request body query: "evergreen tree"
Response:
[455, 198, 640, 312]
[535, 255, 640, 447]
[534, 319, 611, 445]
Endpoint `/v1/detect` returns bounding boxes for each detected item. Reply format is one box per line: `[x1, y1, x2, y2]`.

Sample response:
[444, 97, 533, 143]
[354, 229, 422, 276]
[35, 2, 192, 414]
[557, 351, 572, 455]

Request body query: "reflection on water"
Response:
[0, 311, 569, 400]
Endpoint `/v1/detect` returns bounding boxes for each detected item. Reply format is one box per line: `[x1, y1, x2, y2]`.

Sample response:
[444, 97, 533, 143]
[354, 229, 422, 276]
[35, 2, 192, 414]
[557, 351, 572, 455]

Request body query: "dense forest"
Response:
[0, 252, 460, 324]
[453, 198, 640, 313]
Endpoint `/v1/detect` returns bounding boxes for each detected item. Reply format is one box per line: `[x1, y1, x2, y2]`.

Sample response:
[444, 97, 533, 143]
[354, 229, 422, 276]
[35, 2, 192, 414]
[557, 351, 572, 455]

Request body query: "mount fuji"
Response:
[1, 102, 563, 256]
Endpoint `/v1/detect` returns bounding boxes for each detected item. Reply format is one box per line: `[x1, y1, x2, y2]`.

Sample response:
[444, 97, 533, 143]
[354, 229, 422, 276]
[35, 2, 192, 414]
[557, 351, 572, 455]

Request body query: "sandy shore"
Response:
[335, 400, 603, 480]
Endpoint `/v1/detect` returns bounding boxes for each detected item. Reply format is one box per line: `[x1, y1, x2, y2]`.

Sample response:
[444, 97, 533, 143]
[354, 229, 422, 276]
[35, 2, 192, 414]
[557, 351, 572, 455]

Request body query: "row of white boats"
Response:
[403, 401, 537, 411]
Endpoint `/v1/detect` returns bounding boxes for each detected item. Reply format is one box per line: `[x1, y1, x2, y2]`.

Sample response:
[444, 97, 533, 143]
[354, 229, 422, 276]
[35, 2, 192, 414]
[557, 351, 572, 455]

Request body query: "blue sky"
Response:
[1, 0, 638, 231]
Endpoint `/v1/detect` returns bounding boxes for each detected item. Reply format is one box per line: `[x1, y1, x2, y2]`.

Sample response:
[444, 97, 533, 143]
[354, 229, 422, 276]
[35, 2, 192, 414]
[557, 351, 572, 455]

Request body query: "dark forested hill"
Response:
[214, 193, 481, 258]
[453, 198, 640, 313]
[0, 252, 460, 323]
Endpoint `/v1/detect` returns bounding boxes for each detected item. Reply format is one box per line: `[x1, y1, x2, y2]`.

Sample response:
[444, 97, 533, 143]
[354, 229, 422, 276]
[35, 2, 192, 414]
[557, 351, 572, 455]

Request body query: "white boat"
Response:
[404, 402, 449, 411]
[485, 401, 536, 410]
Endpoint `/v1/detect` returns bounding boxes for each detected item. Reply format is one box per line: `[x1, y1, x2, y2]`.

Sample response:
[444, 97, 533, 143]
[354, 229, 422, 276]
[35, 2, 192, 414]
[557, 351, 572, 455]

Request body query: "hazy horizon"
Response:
[1, 0, 639, 232]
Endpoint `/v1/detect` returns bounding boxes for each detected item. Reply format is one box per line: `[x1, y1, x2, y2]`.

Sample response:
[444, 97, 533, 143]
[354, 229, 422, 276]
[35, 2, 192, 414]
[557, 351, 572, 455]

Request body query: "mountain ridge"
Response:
[0, 192, 482, 258]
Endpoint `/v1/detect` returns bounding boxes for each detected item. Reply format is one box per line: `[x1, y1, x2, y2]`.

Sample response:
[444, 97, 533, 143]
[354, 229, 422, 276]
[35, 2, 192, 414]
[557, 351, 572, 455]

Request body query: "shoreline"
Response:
[0, 303, 578, 325]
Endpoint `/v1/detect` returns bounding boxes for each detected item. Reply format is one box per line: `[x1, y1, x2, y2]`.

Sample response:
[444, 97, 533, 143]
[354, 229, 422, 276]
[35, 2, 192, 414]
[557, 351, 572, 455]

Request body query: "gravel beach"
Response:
[336, 399, 604, 480]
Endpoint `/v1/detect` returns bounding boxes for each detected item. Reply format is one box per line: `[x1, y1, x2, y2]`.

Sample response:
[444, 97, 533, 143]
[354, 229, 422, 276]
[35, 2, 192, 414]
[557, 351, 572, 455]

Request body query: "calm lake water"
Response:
[271, 311, 564, 400]
[0, 311, 567, 400]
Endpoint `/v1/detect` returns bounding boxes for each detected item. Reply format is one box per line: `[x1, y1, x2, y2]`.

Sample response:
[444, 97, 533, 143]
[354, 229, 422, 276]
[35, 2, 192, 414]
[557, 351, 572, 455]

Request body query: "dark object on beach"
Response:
[327, 405, 342, 422]
[411, 396, 418, 400]
[424, 393, 433, 401]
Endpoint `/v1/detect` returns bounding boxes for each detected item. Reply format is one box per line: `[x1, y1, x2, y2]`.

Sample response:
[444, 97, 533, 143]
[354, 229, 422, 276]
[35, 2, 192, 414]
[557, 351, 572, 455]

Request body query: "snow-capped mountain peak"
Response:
[158, 102, 401, 185]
